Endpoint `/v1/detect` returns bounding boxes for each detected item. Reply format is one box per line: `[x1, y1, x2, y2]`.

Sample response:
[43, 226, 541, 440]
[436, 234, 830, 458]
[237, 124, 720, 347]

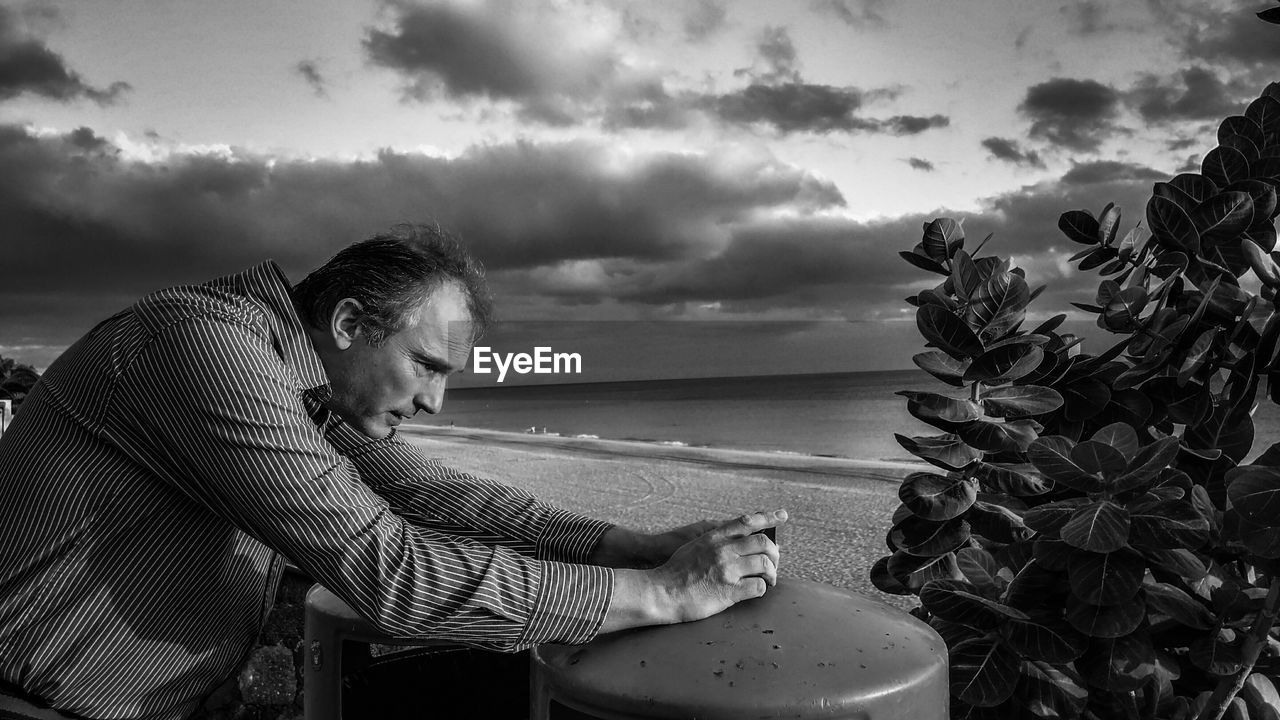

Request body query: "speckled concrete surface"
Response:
[399, 426, 917, 610]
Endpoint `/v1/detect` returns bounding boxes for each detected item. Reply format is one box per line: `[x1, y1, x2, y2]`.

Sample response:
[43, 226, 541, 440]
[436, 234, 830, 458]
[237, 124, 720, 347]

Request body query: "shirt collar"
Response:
[231, 260, 331, 396]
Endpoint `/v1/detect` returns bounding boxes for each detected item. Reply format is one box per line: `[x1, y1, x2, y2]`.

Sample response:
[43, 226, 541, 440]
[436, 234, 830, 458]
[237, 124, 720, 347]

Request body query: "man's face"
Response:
[323, 282, 474, 438]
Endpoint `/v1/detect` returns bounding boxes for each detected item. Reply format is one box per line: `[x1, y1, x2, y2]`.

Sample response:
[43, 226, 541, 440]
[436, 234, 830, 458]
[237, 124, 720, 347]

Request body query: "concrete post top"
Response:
[533, 577, 948, 719]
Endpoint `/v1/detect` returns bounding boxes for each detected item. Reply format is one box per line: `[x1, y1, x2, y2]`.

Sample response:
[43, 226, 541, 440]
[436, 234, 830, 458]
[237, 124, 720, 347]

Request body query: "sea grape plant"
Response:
[873, 79, 1280, 720]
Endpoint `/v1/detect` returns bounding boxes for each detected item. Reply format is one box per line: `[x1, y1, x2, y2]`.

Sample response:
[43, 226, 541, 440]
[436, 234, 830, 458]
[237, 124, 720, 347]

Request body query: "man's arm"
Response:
[119, 317, 610, 650]
[324, 422, 613, 564]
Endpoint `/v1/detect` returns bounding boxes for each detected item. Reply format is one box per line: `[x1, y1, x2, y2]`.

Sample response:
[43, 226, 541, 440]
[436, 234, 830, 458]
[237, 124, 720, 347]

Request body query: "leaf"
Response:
[890, 515, 971, 557]
[980, 385, 1064, 418]
[956, 547, 1002, 592]
[1192, 190, 1255, 242]
[966, 270, 1030, 343]
[1058, 377, 1110, 422]
[1089, 423, 1139, 462]
[1245, 95, 1280, 144]
[950, 636, 1020, 708]
[1024, 498, 1090, 538]
[1147, 194, 1201, 255]
[1058, 210, 1099, 245]
[1068, 549, 1145, 605]
[1127, 499, 1210, 551]
[921, 579, 1027, 629]
[1139, 547, 1208, 581]
[1061, 501, 1131, 553]
[1080, 630, 1157, 691]
[1017, 660, 1088, 719]
[1201, 145, 1250, 188]
[1070, 440, 1128, 477]
[1144, 582, 1216, 630]
[869, 555, 912, 595]
[898, 390, 982, 429]
[901, 249, 950, 275]
[887, 549, 963, 591]
[1097, 203, 1121, 246]
[918, 305, 985, 360]
[895, 433, 982, 471]
[1065, 592, 1145, 638]
[1225, 465, 1280, 525]
[899, 472, 979, 521]
[1240, 673, 1280, 720]
[1219, 115, 1266, 150]
[913, 351, 970, 387]
[1174, 172, 1221, 201]
[923, 218, 963, 262]
[1190, 628, 1245, 676]
[1238, 515, 1280, 558]
[1027, 436, 1103, 493]
[1004, 560, 1068, 611]
[966, 500, 1030, 544]
[1154, 180, 1200, 214]
[970, 462, 1053, 497]
[1002, 615, 1087, 663]
[963, 344, 1043, 383]
[952, 250, 983, 299]
[1187, 404, 1254, 465]
[957, 419, 1041, 454]
[1111, 436, 1182, 493]
[1032, 537, 1073, 571]
[1177, 327, 1217, 387]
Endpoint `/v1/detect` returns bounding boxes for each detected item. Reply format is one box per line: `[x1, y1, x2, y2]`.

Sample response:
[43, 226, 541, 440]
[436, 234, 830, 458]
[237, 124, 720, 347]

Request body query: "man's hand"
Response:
[600, 509, 788, 632]
[590, 517, 772, 569]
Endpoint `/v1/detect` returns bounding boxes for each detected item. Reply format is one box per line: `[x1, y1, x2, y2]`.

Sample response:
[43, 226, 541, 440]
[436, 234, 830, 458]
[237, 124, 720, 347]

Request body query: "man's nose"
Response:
[414, 378, 446, 415]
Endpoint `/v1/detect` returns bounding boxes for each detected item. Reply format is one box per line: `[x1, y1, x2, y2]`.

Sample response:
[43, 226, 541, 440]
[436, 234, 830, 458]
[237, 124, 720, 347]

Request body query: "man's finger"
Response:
[712, 509, 788, 541]
[740, 554, 777, 586]
[736, 576, 767, 600]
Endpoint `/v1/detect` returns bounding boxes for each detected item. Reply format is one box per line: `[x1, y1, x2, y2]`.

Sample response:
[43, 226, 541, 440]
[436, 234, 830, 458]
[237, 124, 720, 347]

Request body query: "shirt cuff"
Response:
[536, 508, 615, 564]
[518, 561, 613, 648]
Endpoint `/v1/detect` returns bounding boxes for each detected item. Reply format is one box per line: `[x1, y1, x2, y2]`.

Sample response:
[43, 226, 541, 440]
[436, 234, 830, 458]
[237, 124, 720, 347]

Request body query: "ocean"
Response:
[412, 369, 1280, 463]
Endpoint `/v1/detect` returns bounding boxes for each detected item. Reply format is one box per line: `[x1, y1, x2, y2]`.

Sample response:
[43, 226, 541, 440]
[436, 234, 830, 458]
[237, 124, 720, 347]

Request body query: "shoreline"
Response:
[397, 425, 922, 485]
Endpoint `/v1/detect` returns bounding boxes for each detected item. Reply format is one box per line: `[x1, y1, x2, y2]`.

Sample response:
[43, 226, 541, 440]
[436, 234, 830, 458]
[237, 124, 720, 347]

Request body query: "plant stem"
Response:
[970, 381, 981, 403]
[1195, 579, 1280, 720]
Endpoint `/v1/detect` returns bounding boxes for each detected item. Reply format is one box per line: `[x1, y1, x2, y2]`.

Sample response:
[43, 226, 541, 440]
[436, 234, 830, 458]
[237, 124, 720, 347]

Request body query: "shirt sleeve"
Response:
[322, 419, 614, 564]
[117, 316, 612, 651]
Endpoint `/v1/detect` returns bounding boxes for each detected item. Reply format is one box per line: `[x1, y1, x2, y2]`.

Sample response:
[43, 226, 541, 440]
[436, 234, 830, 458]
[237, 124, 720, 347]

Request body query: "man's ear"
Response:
[329, 298, 365, 350]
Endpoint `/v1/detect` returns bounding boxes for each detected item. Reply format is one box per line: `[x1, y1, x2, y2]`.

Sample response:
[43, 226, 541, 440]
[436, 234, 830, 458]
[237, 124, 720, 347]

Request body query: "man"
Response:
[0, 224, 786, 719]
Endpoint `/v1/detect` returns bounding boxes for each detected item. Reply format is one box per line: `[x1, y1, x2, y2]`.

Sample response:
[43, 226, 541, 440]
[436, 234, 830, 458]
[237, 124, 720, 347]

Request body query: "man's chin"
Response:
[346, 416, 396, 439]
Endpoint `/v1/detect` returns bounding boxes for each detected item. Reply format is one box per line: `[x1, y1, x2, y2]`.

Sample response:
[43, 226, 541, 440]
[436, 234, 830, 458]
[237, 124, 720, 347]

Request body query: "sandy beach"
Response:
[398, 425, 917, 609]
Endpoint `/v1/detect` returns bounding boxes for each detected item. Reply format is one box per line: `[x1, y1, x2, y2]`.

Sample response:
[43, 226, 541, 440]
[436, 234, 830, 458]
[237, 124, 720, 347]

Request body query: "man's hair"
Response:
[293, 223, 493, 346]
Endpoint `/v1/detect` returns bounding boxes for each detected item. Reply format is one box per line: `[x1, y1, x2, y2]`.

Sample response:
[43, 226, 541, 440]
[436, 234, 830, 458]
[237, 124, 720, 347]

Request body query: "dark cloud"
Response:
[1019, 78, 1123, 151]
[683, 0, 728, 42]
[0, 5, 129, 104]
[1062, 1, 1119, 34]
[906, 158, 934, 172]
[1059, 160, 1165, 185]
[1182, 3, 1280, 68]
[362, 1, 633, 124]
[0, 125, 845, 345]
[0, 118, 1182, 370]
[737, 26, 802, 85]
[709, 84, 947, 135]
[294, 60, 327, 98]
[810, 0, 888, 29]
[1125, 66, 1251, 122]
[981, 137, 1045, 168]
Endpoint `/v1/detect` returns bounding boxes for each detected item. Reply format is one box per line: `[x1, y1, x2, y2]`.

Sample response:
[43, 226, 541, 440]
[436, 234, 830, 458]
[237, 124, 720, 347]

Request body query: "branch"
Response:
[1195, 579, 1280, 720]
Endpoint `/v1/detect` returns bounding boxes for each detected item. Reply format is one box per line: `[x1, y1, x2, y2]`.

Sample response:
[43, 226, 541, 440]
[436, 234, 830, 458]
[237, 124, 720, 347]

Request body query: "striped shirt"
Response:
[0, 262, 615, 720]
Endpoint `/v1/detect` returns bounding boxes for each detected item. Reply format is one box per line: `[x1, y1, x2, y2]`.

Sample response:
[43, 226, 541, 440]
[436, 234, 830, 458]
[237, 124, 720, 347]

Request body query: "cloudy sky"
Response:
[1, 0, 1277, 382]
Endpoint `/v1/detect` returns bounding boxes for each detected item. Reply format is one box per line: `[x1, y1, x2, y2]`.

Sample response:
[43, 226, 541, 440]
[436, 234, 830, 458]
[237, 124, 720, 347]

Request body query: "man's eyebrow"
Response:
[412, 350, 461, 374]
